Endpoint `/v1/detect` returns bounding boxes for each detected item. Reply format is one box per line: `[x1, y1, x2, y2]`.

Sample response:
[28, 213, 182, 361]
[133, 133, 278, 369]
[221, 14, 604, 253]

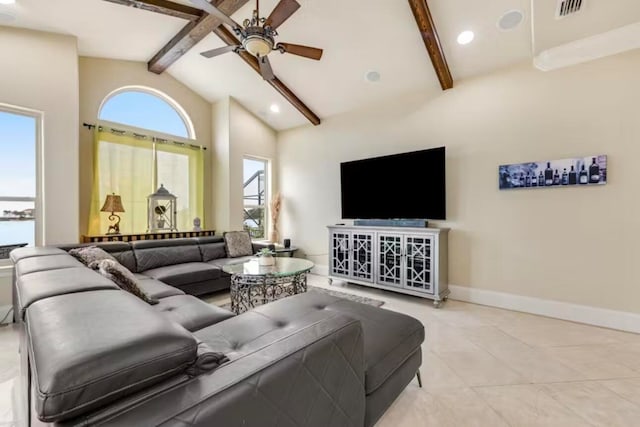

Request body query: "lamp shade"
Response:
[101, 194, 125, 213]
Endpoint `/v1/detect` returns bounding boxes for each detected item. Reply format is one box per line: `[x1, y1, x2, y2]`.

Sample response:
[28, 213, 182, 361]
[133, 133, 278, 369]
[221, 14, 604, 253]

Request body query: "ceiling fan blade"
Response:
[265, 0, 301, 30]
[258, 55, 275, 81]
[277, 43, 323, 60]
[190, 0, 242, 31]
[200, 45, 240, 58]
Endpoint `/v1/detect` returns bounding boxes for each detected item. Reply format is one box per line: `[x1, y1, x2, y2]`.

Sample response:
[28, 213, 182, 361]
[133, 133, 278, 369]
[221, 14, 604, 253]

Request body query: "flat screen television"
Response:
[340, 146, 446, 220]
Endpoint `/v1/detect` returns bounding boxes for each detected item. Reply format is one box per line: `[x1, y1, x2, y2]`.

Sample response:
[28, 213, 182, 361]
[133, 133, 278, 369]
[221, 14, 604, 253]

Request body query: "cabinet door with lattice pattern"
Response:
[377, 233, 403, 287]
[330, 231, 351, 278]
[404, 235, 433, 293]
[350, 232, 374, 282]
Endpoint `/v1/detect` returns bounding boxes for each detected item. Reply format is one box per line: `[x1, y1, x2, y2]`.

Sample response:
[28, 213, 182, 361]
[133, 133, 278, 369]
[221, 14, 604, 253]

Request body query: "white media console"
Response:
[327, 225, 449, 308]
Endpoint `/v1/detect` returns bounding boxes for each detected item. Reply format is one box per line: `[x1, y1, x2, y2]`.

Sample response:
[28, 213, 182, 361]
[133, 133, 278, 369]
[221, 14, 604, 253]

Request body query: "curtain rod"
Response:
[82, 123, 207, 151]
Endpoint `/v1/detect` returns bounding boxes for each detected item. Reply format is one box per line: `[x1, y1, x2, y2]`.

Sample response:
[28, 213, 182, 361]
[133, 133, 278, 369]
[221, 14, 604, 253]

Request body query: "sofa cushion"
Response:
[10, 247, 66, 263]
[223, 231, 254, 258]
[97, 259, 158, 305]
[141, 262, 222, 287]
[15, 254, 83, 276]
[254, 290, 424, 395]
[131, 238, 202, 272]
[153, 295, 235, 332]
[196, 236, 227, 262]
[26, 290, 198, 422]
[16, 267, 119, 319]
[134, 274, 185, 299]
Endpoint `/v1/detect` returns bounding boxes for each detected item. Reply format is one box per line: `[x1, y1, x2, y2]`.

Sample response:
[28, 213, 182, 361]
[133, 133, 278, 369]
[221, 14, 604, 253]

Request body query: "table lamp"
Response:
[101, 193, 125, 235]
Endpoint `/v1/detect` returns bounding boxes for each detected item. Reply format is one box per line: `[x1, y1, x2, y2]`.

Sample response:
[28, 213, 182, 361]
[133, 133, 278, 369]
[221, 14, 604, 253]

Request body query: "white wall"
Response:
[212, 97, 278, 234]
[211, 98, 232, 232]
[0, 27, 79, 245]
[278, 50, 640, 315]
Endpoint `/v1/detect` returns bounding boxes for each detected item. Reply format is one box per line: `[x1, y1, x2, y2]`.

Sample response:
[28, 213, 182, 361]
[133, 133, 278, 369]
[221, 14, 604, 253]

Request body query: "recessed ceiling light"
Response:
[270, 104, 280, 113]
[0, 0, 16, 5]
[457, 30, 475, 45]
[364, 70, 381, 83]
[498, 10, 524, 31]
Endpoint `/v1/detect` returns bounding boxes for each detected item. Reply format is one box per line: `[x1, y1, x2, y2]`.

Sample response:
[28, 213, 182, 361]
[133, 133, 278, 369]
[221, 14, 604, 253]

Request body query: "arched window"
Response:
[98, 87, 195, 139]
[89, 87, 203, 236]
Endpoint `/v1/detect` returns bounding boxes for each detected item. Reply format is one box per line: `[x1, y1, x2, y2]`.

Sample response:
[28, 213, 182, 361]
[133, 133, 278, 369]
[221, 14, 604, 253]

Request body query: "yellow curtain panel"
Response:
[88, 129, 204, 236]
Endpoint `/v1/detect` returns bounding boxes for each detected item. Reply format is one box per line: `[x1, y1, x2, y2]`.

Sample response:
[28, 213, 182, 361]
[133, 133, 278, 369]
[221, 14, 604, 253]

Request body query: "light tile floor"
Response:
[2, 275, 640, 426]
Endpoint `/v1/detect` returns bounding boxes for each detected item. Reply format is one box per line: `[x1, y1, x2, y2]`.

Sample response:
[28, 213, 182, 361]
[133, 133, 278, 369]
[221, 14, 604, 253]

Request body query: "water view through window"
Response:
[0, 110, 36, 255]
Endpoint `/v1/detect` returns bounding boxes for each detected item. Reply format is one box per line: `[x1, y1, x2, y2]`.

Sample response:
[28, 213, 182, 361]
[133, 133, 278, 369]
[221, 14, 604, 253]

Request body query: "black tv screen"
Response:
[340, 147, 446, 220]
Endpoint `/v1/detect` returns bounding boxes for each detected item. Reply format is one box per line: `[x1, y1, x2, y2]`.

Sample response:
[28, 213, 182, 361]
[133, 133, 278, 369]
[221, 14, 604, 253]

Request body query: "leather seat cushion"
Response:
[10, 247, 67, 263]
[252, 290, 425, 395]
[26, 290, 198, 423]
[141, 263, 222, 286]
[195, 305, 354, 361]
[15, 254, 83, 276]
[17, 267, 119, 319]
[153, 295, 235, 332]
[134, 274, 185, 299]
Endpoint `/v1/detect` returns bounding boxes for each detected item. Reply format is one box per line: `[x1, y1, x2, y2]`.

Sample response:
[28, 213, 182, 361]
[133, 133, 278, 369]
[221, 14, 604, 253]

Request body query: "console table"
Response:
[327, 225, 449, 307]
[81, 229, 216, 243]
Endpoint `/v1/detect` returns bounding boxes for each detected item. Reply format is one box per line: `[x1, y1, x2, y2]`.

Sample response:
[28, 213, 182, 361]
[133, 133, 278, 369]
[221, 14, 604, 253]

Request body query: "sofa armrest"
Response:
[83, 314, 366, 427]
[251, 241, 275, 253]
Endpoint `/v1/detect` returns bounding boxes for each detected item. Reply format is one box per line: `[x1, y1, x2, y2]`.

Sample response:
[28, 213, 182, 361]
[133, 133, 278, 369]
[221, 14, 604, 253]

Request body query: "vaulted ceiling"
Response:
[2, 0, 639, 130]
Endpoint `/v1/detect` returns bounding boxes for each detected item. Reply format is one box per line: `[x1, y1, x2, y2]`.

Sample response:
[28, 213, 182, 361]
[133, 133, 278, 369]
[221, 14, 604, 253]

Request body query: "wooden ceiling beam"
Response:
[104, 0, 203, 21]
[214, 26, 321, 126]
[408, 0, 453, 90]
[147, 0, 248, 74]
[104, 0, 321, 126]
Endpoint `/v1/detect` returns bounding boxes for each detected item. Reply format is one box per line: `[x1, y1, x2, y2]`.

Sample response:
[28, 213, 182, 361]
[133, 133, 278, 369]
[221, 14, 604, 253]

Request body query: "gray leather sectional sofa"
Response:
[11, 239, 425, 427]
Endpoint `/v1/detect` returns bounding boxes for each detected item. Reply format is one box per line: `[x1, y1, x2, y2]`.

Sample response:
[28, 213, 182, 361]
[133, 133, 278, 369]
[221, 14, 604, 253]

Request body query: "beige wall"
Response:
[278, 49, 640, 314]
[211, 97, 278, 234]
[0, 27, 79, 245]
[78, 57, 213, 235]
[211, 98, 232, 232]
[228, 99, 278, 234]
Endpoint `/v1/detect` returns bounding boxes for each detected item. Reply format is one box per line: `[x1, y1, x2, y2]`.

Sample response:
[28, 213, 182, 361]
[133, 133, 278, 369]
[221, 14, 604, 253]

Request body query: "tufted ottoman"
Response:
[196, 289, 425, 427]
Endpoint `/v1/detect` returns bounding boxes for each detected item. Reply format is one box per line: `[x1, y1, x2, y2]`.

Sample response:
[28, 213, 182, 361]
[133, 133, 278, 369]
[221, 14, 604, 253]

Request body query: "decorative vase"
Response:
[258, 255, 275, 266]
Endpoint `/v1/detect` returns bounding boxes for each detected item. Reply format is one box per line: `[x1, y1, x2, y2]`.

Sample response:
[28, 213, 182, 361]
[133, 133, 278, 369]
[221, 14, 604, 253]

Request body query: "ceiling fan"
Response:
[190, 0, 323, 81]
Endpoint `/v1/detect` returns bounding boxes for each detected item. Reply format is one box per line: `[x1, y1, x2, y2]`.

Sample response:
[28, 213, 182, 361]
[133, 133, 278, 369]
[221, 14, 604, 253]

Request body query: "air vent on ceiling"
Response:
[556, 0, 584, 19]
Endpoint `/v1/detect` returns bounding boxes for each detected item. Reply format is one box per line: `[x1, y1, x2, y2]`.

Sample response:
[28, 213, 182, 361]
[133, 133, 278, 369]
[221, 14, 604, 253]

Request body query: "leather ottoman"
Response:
[251, 290, 425, 427]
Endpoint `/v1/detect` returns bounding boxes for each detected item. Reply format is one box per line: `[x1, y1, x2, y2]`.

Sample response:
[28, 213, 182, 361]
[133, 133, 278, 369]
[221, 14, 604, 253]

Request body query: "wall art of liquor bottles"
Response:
[499, 155, 607, 190]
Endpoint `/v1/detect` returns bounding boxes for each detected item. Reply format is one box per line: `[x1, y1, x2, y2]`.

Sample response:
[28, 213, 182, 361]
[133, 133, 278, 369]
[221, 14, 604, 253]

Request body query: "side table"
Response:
[272, 246, 298, 257]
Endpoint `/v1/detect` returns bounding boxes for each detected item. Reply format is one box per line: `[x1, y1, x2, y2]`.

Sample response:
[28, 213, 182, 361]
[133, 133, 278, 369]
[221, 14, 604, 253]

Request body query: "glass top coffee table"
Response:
[222, 257, 314, 314]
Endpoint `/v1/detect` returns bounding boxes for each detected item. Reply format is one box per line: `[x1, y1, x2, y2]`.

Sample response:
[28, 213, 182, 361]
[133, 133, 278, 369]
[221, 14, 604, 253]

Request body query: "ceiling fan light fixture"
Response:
[243, 35, 273, 57]
[457, 30, 475, 45]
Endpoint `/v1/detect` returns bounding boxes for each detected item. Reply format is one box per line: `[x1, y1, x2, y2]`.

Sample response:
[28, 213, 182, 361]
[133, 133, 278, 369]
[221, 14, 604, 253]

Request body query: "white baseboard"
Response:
[309, 264, 640, 333]
[449, 285, 640, 334]
[311, 264, 329, 277]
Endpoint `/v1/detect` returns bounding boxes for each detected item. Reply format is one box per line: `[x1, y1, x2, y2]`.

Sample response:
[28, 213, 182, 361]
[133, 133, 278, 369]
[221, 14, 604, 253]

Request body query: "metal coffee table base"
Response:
[230, 272, 309, 314]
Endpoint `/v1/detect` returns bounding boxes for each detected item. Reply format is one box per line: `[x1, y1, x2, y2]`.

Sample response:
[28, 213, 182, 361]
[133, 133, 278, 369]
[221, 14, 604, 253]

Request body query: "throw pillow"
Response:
[223, 231, 254, 258]
[69, 246, 118, 270]
[97, 259, 159, 305]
